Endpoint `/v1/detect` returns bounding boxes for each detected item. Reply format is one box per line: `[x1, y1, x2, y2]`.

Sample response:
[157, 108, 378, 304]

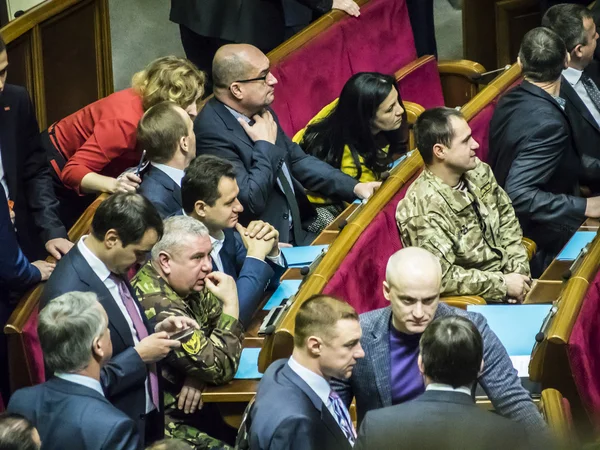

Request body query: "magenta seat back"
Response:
[568, 270, 600, 429]
[21, 307, 45, 386]
[396, 56, 445, 110]
[323, 171, 420, 313]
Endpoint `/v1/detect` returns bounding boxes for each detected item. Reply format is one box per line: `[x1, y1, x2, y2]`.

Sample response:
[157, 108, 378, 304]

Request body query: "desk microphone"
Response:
[562, 269, 572, 281]
[471, 65, 511, 81]
[338, 219, 348, 231]
[300, 266, 310, 276]
[535, 332, 545, 343]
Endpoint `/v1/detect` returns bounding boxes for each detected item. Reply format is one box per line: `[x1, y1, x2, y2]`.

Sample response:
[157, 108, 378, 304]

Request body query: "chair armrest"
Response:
[438, 59, 486, 108]
[441, 295, 486, 309]
[522, 237, 537, 260]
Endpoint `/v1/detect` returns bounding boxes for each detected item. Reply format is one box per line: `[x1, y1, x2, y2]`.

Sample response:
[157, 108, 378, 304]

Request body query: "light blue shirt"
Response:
[55, 372, 104, 396]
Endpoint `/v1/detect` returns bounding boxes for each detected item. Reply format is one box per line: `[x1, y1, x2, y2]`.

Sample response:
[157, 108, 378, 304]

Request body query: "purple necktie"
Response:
[112, 274, 160, 410]
[329, 390, 356, 445]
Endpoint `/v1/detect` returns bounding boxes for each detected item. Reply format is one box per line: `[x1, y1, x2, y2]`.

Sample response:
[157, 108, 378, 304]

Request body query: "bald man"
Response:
[331, 247, 547, 433]
[194, 44, 380, 246]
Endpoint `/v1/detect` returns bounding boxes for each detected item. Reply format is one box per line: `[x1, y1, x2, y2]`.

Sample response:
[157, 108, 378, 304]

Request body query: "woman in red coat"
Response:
[43, 55, 205, 227]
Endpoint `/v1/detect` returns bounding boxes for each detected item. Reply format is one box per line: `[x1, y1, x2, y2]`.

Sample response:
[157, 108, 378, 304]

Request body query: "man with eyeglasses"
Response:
[195, 44, 380, 246]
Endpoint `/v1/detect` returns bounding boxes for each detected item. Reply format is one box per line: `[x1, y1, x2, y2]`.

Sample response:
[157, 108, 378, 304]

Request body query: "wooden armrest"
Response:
[441, 295, 486, 309]
[438, 60, 486, 108]
[437, 59, 486, 79]
[522, 237, 537, 260]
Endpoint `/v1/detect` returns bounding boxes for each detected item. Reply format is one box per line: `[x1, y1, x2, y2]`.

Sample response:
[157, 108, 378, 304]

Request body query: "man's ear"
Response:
[417, 353, 425, 375]
[479, 358, 485, 375]
[157, 251, 172, 275]
[517, 56, 523, 70]
[432, 143, 446, 161]
[104, 229, 120, 249]
[179, 136, 188, 154]
[383, 280, 391, 303]
[194, 200, 208, 219]
[565, 52, 572, 69]
[229, 83, 243, 101]
[92, 335, 104, 361]
[306, 336, 323, 357]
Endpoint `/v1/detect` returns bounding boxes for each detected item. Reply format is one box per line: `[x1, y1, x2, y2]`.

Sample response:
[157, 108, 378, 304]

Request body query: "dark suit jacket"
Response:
[170, 0, 332, 51]
[332, 304, 547, 432]
[488, 81, 587, 265]
[8, 377, 140, 450]
[0, 84, 67, 259]
[354, 390, 530, 450]
[138, 164, 182, 218]
[39, 245, 160, 442]
[195, 98, 358, 244]
[249, 359, 352, 450]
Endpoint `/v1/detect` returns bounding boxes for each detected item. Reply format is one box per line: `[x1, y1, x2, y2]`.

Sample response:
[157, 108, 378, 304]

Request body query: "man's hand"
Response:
[504, 273, 532, 303]
[113, 173, 141, 193]
[178, 376, 205, 414]
[155, 316, 200, 334]
[332, 0, 360, 17]
[32, 260, 56, 281]
[205, 272, 239, 319]
[134, 331, 181, 364]
[237, 222, 280, 258]
[353, 181, 381, 200]
[238, 111, 278, 144]
[45, 238, 73, 260]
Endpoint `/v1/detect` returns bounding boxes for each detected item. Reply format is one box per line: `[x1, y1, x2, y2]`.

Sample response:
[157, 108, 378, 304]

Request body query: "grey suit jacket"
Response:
[332, 304, 547, 432]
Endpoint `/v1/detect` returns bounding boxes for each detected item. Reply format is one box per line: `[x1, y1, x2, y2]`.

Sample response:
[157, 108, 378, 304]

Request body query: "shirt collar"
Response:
[54, 372, 104, 396]
[210, 231, 225, 254]
[563, 66, 584, 86]
[151, 162, 185, 187]
[77, 236, 111, 283]
[426, 382, 472, 396]
[287, 356, 331, 406]
[224, 104, 251, 124]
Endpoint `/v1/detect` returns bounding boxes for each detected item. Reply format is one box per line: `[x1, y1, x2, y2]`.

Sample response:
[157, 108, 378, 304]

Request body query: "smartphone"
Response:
[135, 149, 147, 177]
[170, 327, 195, 342]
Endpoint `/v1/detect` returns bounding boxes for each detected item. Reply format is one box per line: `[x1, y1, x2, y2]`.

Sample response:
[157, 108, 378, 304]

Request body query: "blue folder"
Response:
[263, 279, 303, 310]
[234, 348, 263, 380]
[557, 231, 596, 261]
[281, 245, 328, 267]
[466, 304, 552, 356]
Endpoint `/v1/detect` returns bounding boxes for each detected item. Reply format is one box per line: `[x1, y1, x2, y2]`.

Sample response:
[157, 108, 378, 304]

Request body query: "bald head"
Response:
[212, 44, 264, 90]
[386, 247, 442, 291]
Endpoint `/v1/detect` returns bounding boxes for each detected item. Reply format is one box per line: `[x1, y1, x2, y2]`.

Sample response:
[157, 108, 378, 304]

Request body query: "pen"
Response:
[135, 149, 147, 177]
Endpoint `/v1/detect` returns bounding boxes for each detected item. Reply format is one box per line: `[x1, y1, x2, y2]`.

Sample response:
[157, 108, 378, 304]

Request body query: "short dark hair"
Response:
[414, 107, 464, 165]
[519, 27, 567, 83]
[542, 4, 593, 53]
[137, 101, 189, 164]
[181, 155, 236, 213]
[420, 316, 483, 388]
[0, 413, 39, 450]
[91, 193, 163, 247]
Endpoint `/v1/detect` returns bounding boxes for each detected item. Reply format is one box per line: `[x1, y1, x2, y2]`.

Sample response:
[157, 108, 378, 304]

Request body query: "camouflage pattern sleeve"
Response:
[398, 209, 508, 301]
[490, 168, 530, 276]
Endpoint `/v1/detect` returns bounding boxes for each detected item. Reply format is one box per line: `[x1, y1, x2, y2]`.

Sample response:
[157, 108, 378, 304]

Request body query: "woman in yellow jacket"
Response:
[295, 72, 408, 231]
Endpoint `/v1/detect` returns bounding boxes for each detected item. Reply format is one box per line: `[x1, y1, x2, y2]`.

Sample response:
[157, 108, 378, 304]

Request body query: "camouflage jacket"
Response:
[132, 262, 244, 392]
[396, 160, 530, 301]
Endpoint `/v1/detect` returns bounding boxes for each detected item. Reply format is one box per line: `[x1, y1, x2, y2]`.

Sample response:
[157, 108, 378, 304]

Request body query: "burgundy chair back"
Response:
[568, 270, 600, 430]
[323, 171, 421, 313]
[396, 56, 445, 109]
[22, 308, 45, 386]
[270, 0, 417, 136]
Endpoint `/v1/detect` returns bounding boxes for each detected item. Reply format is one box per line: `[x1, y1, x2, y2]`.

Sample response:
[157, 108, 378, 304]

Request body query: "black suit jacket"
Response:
[0, 84, 67, 259]
[488, 81, 587, 264]
[354, 390, 531, 450]
[249, 359, 352, 450]
[195, 98, 358, 244]
[39, 245, 161, 443]
[8, 377, 140, 450]
[138, 164, 182, 218]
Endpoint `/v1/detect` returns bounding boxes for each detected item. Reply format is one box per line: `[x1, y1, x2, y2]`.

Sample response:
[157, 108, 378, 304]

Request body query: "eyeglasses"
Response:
[235, 75, 269, 84]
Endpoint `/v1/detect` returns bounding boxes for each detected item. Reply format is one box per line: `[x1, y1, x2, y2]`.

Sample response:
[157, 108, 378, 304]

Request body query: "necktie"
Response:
[580, 73, 600, 113]
[111, 274, 160, 410]
[328, 390, 356, 445]
[277, 167, 307, 245]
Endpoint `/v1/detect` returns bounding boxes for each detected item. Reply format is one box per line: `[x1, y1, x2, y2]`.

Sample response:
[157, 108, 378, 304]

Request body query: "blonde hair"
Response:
[132, 56, 206, 111]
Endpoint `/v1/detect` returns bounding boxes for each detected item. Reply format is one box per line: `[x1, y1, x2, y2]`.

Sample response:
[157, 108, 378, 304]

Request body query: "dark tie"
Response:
[111, 274, 160, 409]
[328, 390, 356, 445]
[277, 168, 307, 245]
[580, 73, 600, 112]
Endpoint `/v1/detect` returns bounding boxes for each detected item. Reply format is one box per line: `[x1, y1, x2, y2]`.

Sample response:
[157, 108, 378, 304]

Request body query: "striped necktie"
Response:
[581, 73, 600, 113]
[328, 390, 356, 445]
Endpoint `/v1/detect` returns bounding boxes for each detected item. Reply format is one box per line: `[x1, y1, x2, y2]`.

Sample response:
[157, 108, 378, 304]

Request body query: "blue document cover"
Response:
[281, 245, 328, 267]
[234, 348, 263, 380]
[263, 280, 303, 310]
[557, 231, 596, 260]
[466, 304, 552, 356]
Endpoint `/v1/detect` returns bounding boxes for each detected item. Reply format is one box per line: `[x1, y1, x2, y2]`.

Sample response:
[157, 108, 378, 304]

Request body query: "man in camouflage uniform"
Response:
[132, 216, 243, 449]
[396, 107, 532, 303]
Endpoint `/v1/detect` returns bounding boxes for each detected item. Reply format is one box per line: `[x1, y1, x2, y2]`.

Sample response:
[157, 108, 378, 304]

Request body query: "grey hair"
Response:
[38, 291, 107, 374]
[151, 215, 210, 261]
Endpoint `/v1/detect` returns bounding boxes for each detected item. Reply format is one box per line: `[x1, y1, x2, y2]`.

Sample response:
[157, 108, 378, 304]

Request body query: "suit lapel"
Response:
[365, 309, 393, 407]
[210, 99, 255, 150]
[220, 229, 238, 277]
[321, 404, 353, 449]
[561, 76, 600, 133]
[0, 98, 17, 198]
[149, 167, 182, 208]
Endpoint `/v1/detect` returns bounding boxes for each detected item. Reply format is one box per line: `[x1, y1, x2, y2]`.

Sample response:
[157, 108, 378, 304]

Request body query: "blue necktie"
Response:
[328, 390, 356, 445]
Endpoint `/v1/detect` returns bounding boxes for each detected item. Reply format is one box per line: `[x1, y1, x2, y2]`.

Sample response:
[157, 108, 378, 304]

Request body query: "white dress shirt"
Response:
[55, 372, 104, 396]
[77, 236, 154, 413]
[563, 67, 600, 127]
[151, 162, 185, 187]
[0, 144, 8, 199]
[425, 382, 472, 397]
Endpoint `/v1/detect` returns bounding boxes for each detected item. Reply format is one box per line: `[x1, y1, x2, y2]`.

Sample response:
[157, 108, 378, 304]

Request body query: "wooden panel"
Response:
[495, 0, 540, 67]
[463, 0, 497, 71]
[5, 33, 32, 94]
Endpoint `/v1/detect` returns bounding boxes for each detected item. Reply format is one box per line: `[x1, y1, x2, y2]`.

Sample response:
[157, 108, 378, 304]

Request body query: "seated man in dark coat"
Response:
[195, 44, 380, 245]
[137, 101, 196, 218]
[488, 27, 600, 276]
